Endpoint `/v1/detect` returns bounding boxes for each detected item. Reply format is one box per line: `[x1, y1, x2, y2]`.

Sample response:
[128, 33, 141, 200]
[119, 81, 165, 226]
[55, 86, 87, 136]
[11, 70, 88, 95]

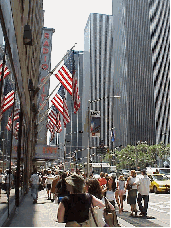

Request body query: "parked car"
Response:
[148, 174, 170, 193]
[158, 168, 170, 179]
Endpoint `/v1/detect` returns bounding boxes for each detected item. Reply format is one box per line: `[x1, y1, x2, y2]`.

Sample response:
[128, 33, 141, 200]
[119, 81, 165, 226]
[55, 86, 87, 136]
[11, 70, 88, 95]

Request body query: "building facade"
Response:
[112, 0, 170, 147]
[149, 0, 170, 144]
[82, 13, 114, 164]
[0, 0, 43, 188]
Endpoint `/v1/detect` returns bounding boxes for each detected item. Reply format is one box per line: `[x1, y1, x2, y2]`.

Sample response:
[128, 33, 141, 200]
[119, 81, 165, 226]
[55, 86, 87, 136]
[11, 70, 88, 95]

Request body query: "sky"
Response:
[43, 0, 112, 92]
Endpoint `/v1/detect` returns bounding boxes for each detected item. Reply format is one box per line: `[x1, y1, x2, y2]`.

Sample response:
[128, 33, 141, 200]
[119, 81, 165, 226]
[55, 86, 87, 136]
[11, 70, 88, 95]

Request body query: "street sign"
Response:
[96, 147, 107, 154]
[90, 110, 101, 137]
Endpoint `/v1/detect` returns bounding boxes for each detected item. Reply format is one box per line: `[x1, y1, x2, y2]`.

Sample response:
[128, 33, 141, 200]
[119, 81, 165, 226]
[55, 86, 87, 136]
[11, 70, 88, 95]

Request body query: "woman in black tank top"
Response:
[57, 174, 105, 225]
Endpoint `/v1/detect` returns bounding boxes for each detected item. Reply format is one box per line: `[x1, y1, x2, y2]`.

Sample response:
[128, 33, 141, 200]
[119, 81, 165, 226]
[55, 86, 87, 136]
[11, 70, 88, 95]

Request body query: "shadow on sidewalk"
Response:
[117, 211, 162, 227]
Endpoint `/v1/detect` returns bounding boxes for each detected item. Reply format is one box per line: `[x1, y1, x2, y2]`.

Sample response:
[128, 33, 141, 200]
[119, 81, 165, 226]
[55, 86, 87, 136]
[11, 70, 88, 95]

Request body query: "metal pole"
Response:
[15, 109, 23, 207]
[87, 101, 90, 177]
[38, 43, 77, 90]
[0, 43, 6, 116]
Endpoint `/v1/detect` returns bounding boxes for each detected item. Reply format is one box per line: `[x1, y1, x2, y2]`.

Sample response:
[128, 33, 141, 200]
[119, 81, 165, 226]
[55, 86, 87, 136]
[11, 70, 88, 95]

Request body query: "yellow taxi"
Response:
[148, 174, 170, 193]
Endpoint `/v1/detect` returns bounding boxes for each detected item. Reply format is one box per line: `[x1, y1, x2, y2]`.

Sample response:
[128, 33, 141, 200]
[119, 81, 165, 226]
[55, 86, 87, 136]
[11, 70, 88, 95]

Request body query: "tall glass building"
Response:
[82, 13, 114, 163]
[112, 0, 170, 146]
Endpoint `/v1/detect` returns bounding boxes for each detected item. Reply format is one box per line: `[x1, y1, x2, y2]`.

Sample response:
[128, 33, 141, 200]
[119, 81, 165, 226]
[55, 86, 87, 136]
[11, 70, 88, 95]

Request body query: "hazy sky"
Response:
[43, 0, 112, 67]
[43, 0, 112, 93]
[43, 0, 112, 142]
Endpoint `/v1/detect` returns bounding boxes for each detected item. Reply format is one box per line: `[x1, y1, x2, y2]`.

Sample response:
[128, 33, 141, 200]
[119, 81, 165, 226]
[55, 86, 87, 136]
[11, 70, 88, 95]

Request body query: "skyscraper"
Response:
[83, 13, 114, 163]
[112, 0, 170, 146]
[149, 0, 170, 145]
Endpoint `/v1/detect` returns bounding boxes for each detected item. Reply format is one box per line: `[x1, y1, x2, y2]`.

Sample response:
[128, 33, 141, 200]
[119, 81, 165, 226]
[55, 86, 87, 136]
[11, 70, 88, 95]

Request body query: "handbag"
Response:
[126, 184, 132, 190]
[104, 197, 120, 227]
[89, 204, 106, 227]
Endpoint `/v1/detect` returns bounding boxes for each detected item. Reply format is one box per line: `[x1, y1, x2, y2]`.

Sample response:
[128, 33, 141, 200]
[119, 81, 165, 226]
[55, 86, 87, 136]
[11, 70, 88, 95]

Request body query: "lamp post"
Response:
[2, 138, 5, 172]
[87, 95, 121, 177]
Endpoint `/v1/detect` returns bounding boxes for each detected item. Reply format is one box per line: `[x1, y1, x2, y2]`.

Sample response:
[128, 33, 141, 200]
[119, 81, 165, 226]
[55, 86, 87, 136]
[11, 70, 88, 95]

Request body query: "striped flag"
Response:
[72, 76, 80, 114]
[48, 106, 62, 133]
[71, 51, 80, 113]
[6, 108, 20, 131]
[0, 79, 14, 119]
[51, 92, 63, 115]
[46, 121, 56, 142]
[51, 85, 70, 128]
[55, 52, 73, 96]
[0, 60, 10, 81]
[63, 96, 70, 127]
[14, 122, 20, 139]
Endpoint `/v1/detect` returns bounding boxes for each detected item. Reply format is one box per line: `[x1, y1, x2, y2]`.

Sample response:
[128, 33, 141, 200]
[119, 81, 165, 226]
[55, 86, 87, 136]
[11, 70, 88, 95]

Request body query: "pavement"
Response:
[4, 189, 169, 227]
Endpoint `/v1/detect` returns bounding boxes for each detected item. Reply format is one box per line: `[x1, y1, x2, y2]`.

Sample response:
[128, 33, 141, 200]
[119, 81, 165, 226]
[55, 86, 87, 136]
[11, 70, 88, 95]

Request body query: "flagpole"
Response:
[0, 43, 6, 121]
[38, 43, 77, 91]
[8, 81, 16, 217]
[38, 106, 51, 125]
[38, 82, 60, 113]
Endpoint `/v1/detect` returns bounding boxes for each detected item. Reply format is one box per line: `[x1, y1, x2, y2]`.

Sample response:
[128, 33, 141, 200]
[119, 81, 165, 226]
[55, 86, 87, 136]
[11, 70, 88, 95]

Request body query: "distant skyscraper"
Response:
[83, 13, 113, 162]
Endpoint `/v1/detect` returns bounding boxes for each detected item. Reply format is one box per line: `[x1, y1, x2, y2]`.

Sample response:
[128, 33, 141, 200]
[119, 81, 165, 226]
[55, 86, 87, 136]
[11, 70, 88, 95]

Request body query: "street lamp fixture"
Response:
[23, 25, 32, 45]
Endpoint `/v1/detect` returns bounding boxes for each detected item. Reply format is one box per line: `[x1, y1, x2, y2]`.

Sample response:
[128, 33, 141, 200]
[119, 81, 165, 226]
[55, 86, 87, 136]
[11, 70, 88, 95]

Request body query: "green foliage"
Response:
[103, 143, 170, 170]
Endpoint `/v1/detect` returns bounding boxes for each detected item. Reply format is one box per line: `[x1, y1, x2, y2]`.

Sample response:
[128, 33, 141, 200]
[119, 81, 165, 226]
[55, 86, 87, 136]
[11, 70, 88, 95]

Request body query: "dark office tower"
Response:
[149, 0, 170, 145]
[112, 0, 170, 147]
[83, 13, 113, 161]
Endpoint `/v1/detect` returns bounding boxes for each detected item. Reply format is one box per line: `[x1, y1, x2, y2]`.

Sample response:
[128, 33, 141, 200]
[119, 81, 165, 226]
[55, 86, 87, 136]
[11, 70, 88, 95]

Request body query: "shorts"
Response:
[118, 189, 125, 196]
[47, 184, 51, 190]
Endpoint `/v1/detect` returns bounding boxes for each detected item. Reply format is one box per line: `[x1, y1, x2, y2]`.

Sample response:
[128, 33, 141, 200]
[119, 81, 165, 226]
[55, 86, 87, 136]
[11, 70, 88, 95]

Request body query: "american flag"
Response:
[46, 121, 56, 142]
[48, 106, 62, 133]
[46, 121, 55, 133]
[0, 79, 14, 119]
[14, 122, 19, 139]
[0, 60, 10, 81]
[55, 51, 73, 96]
[6, 108, 20, 131]
[51, 85, 70, 127]
[72, 52, 80, 113]
[51, 92, 63, 115]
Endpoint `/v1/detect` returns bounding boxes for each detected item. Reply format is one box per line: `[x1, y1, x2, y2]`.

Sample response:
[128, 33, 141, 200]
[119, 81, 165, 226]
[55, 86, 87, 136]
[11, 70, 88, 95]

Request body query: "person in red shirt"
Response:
[98, 172, 107, 187]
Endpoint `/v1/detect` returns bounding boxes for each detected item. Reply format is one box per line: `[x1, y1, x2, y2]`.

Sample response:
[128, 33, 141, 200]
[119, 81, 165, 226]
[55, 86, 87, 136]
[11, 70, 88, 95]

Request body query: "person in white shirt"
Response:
[126, 170, 138, 216]
[46, 170, 54, 200]
[135, 169, 150, 217]
[30, 168, 41, 204]
[103, 176, 117, 207]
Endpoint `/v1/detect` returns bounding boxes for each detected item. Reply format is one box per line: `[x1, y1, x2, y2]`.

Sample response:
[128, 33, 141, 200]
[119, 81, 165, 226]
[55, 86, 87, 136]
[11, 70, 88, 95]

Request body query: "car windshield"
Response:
[153, 175, 168, 181]
[159, 169, 170, 174]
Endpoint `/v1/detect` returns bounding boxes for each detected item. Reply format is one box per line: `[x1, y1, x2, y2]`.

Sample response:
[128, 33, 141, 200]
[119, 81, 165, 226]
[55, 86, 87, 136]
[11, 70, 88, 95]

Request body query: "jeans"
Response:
[32, 184, 38, 200]
[137, 193, 149, 215]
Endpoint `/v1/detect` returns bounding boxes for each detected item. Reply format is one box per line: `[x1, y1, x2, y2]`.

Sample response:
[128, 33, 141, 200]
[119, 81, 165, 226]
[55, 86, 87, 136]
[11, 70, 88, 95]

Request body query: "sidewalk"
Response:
[7, 189, 168, 227]
[8, 189, 131, 227]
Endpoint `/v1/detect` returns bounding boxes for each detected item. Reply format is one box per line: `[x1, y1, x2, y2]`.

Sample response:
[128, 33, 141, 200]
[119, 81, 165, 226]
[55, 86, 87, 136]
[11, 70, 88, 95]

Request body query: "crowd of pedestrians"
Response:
[28, 167, 151, 226]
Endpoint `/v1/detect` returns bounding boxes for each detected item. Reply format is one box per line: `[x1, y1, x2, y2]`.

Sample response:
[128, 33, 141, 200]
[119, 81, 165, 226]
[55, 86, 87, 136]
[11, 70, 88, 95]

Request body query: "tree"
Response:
[113, 143, 170, 170]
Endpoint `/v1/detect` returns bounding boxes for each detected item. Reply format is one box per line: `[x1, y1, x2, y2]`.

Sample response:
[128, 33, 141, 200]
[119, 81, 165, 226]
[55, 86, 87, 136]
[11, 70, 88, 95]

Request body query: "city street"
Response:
[118, 192, 170, 227]
[6, 189, 170, 227]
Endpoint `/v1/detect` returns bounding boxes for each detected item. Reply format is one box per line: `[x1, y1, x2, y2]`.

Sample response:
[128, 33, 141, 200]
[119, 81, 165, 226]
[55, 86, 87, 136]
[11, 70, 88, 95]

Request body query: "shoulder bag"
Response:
[104, 197, 120, 227]
[126, 184, 132, 190]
